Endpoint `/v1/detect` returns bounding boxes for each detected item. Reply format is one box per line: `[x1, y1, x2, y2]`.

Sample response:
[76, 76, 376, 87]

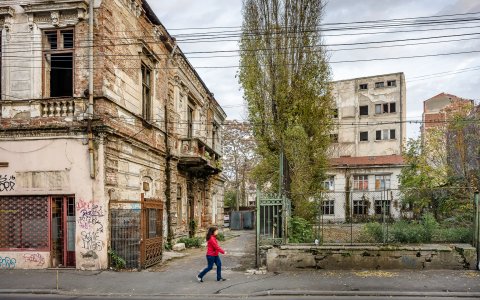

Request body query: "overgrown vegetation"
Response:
[108, 249, 126, 270]
[289, 216, 315, 243]
[239, 0, 334, 221]
[178, 237, 203, 248]
[216, 232, 225, 242]
[361, 213, 472, 244]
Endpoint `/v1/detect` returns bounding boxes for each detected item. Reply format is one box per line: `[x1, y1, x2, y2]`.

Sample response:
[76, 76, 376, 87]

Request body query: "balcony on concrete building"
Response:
[178, 138, 222, 176]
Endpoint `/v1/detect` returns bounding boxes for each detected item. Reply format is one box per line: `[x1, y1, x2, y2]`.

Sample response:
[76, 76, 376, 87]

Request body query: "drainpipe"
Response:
[399, 74, 404, 152]
[165, 42, 178, 244]
[88, 0, 95, 179]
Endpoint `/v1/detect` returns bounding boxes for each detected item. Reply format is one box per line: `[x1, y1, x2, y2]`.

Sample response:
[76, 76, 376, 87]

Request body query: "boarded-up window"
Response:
[0, 196, 49, 249]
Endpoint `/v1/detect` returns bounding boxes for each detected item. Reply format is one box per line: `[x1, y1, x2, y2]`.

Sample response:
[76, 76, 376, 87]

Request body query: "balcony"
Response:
[1, 97, 86, 124]
[178, 138, 221, 176]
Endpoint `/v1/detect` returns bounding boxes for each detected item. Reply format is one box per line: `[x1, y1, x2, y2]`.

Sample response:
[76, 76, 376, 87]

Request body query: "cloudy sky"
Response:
[151, 0, 480, 138]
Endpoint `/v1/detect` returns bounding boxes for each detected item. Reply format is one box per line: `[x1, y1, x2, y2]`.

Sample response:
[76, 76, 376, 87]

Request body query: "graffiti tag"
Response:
[0, 175, 15, 192]
[0, 256, 16, 269]
[23, 253, 45, 266]
[78, 205, 104, 231]
[81, 231, 103, 251]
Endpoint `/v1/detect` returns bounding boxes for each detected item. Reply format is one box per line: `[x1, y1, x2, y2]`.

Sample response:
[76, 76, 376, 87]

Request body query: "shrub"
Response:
[390, 220, 425, 243]
[178, 237, 203, 248]
[421, 213, 439, 242]
[289, 216, 314, 243]
[216, 232, 225, 242]
[434, 227, 473, 243]
[361, 222, 384, 243]
[108, 249, 126, 270]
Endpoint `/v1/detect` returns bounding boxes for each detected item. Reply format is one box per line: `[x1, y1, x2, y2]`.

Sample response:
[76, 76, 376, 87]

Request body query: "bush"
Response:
[434, 227, 473, 243]
[361, 222, 384, 243]
[216, 232, 225, 242]
[390, 221, 426, 243]
[178, 237, 203, 248]
[289, 216, 314, 243]
[421, 213, 439, 242]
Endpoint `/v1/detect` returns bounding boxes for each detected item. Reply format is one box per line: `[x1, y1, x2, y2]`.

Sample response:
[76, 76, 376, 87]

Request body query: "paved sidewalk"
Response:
[0, 231, 479, 297]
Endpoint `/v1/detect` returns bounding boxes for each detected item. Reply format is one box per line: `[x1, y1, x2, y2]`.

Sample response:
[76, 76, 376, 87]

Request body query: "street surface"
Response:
[0, 231, 479, 299]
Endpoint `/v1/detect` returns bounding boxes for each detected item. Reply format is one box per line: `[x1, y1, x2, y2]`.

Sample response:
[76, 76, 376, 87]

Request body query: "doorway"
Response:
[51, 196, 76, 267]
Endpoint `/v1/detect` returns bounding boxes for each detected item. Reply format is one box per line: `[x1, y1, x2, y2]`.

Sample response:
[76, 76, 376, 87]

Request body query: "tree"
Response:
[239, 0, 334, 220]
[222, 120, 257, 210]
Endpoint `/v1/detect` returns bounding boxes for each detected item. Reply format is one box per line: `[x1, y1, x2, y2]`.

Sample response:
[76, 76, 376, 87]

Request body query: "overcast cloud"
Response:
[151, 0, 480, 138]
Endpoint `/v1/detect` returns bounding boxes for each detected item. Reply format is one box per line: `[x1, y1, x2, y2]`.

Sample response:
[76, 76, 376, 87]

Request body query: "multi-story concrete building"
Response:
[0, 0, 226, 270]
[323, 73, 407, 222]
[421, 92, 474, 137]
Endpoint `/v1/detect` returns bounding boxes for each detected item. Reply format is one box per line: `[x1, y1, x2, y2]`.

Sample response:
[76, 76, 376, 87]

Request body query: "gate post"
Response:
[474, 192, 480, 270]
[256, 188, 260, 268]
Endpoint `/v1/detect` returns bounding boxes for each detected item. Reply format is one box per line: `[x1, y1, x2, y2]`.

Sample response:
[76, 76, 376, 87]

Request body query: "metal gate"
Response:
[256, 191, 291, 246]
[141, 195, 163, 268]
[110, 207, 141, 269]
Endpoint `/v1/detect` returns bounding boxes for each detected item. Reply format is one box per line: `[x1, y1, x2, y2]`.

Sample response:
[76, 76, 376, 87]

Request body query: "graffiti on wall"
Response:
[0, 175, 15, 192]
[77, 199, 105, 254]
[23, 253, 46, 267]
[0, 256, 16, 269]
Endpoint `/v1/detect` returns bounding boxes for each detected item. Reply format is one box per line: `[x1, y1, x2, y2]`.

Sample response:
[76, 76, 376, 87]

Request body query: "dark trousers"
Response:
[198, 255, 222, 281]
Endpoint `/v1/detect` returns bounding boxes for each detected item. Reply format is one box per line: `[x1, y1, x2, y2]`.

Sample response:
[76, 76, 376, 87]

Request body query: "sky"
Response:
[151, 0, 480, 139]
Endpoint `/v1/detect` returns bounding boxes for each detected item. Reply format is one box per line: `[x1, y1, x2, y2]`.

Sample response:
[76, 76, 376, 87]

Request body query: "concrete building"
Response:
[0, 0, 226, 270]
[421, 92, 474, 137]
[323, 73, 407, 222]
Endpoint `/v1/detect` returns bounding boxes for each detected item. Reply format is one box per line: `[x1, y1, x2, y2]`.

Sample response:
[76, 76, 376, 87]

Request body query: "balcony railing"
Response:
[178, 138, 221, 173]
[1, 97, 86, 120]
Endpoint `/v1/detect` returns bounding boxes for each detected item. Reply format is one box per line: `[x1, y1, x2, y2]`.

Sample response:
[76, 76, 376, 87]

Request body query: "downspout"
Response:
[88, 0, 95, 178]
[165, 42, 178, 244]
[399, 74, 404, 152]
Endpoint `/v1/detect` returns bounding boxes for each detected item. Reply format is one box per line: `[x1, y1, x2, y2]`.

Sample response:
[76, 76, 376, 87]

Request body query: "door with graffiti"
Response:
[51, 196, 76, 267]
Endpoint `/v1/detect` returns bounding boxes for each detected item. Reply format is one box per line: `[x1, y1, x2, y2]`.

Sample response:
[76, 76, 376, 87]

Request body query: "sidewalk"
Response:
[0, 231, 479, 297]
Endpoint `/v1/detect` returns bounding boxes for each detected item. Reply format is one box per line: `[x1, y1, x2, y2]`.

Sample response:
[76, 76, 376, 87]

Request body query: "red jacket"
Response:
[206, 236, 225, 256]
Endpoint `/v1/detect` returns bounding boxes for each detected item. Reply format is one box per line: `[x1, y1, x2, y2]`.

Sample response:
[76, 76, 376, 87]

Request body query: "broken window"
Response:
[43, 29, 74, 97]
[359, 83, 368, 90]
[390, 102, 396, 113]
[359, 105, 369, 116]
[359, 131, 368, 141]
[141, 64, 152, 120]
[323, 176, 335, 191]
[375, 82, 384, 88]
[387, 80, 396, 87]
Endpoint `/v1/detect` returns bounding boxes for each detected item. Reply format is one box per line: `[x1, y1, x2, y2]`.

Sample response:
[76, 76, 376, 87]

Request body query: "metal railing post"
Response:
[474, 192, 480, 270]
[256, 188, 261, 268]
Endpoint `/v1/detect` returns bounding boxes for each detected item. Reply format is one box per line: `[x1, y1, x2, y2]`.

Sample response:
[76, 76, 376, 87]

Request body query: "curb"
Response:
[1, 289, 480, 298]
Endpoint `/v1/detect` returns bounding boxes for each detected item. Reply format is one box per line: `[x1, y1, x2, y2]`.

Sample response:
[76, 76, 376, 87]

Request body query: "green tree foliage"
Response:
[239, 0, 334, 220]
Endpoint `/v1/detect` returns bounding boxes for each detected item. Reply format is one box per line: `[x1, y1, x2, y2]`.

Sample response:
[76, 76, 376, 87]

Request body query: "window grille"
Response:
[0, 196, 49, 250]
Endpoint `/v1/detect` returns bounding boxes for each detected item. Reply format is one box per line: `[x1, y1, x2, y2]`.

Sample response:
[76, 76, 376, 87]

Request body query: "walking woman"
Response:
[197, 226, 227, 282]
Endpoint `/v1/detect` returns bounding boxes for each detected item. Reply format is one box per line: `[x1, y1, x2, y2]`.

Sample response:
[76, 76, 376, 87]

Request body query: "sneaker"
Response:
[217, 278, 227, 282]
[197, 276, 203, 283]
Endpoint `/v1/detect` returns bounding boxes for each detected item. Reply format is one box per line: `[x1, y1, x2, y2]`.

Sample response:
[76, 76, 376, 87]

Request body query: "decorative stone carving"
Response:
[0, 6, 14, 31]
[21, 0, 88, 28]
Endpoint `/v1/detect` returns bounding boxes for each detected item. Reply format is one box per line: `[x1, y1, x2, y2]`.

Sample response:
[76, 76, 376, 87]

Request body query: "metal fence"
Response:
[110, 209, 141, 269]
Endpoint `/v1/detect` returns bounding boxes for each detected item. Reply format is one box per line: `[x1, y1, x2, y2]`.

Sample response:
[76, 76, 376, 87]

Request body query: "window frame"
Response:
[353, 175, 369, 191]
[387, 80, 397, 87]
[42, 28, 75, 98]
[359, 83, 368, 90]
[375, 81, 385, 88]
[187, 105, 194, 139]
[141, 63, 152, 121]
[359, 131, 368, 142]
[375, 200, 391, 215]
[321, 200, 335, 215]
[359, 105, 369, 116]
[375, 175, 391, 190]
[323, 176, 335, 191]
[353, 200, 368, 215]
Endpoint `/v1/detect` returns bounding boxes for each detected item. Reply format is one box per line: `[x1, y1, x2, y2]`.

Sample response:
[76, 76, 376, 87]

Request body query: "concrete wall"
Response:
[331, 73, 406, 158]
[0, 138, 108, 270]
[266, 244, 476, 271]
